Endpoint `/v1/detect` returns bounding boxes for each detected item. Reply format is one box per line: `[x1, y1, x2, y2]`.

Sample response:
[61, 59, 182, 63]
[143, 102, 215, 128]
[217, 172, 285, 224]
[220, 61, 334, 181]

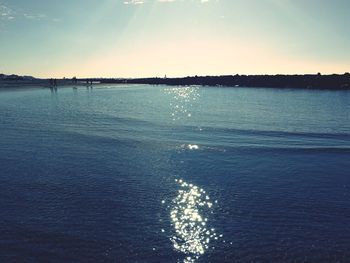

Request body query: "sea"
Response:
[0, 84, 349, 263]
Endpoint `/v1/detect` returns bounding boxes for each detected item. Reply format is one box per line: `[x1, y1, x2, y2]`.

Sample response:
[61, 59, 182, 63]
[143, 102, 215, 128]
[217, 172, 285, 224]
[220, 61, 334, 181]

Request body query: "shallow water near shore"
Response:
[0, 84, 350, 262]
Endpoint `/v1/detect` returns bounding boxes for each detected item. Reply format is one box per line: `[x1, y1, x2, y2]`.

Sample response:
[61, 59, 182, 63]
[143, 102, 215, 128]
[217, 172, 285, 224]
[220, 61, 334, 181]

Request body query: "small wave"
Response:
[174, 125, 350, 140]
[220, 145, 350, 154]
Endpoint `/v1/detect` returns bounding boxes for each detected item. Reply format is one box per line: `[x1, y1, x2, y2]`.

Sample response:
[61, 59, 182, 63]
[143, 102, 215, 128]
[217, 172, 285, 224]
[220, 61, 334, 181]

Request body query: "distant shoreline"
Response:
[105, 74, 350, 90]
[1, 73, 350, 90]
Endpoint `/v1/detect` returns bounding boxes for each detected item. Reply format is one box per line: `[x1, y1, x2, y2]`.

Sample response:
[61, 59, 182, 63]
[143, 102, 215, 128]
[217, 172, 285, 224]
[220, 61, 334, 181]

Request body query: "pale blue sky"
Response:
[1, 0, 349, 77]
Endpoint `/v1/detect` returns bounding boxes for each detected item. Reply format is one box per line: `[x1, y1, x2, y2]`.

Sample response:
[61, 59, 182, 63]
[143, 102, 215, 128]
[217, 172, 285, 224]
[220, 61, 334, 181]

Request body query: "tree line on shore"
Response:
[99, 73, 350, 89]
[1, 73, 350, 89]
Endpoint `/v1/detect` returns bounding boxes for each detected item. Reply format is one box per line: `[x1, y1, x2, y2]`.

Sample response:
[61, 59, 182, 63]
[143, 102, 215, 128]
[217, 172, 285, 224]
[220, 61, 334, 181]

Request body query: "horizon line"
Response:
[2, 72, 350, 79]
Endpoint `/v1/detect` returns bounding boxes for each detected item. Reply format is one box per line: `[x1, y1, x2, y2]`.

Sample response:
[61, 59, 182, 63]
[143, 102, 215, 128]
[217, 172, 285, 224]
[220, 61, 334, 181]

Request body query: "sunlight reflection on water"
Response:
[163, 86, 219, 262]
[169, 179, 219, 263]
[165, 86, 200, 121]
[178, 144, 200, 151]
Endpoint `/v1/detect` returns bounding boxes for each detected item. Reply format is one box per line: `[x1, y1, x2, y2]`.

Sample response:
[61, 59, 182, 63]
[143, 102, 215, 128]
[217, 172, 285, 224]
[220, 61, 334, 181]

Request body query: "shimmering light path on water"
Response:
[0, 85, 349, 262]
[169, 179, 219, 263]
[166, 86, 218, 262]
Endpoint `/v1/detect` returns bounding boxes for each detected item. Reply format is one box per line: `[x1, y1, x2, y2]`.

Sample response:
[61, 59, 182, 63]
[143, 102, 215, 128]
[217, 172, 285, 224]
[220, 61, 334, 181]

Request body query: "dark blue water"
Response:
[0, 85, 349, 262]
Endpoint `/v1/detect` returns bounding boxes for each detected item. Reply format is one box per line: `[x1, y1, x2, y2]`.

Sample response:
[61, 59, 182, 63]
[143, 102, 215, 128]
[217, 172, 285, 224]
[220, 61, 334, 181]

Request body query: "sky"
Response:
[0, 0, 349, 78]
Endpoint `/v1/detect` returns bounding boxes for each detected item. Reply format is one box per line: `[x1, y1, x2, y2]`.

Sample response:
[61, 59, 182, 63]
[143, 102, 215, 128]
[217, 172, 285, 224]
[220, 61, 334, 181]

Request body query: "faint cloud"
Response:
[123, 0, 216, 5]
[158, 0, 215, 3]
[0, 4, 15, 21]
[52, 18, 61, 23]
[24, 13, 47, 20]
[0, 2, 53, 22]
[123, 0, 145, 4]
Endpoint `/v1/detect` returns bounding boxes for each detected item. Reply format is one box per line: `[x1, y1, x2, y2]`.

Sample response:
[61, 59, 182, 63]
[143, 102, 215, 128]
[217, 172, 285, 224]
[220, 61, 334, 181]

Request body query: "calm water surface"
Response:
[0, 85, 349, 262]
